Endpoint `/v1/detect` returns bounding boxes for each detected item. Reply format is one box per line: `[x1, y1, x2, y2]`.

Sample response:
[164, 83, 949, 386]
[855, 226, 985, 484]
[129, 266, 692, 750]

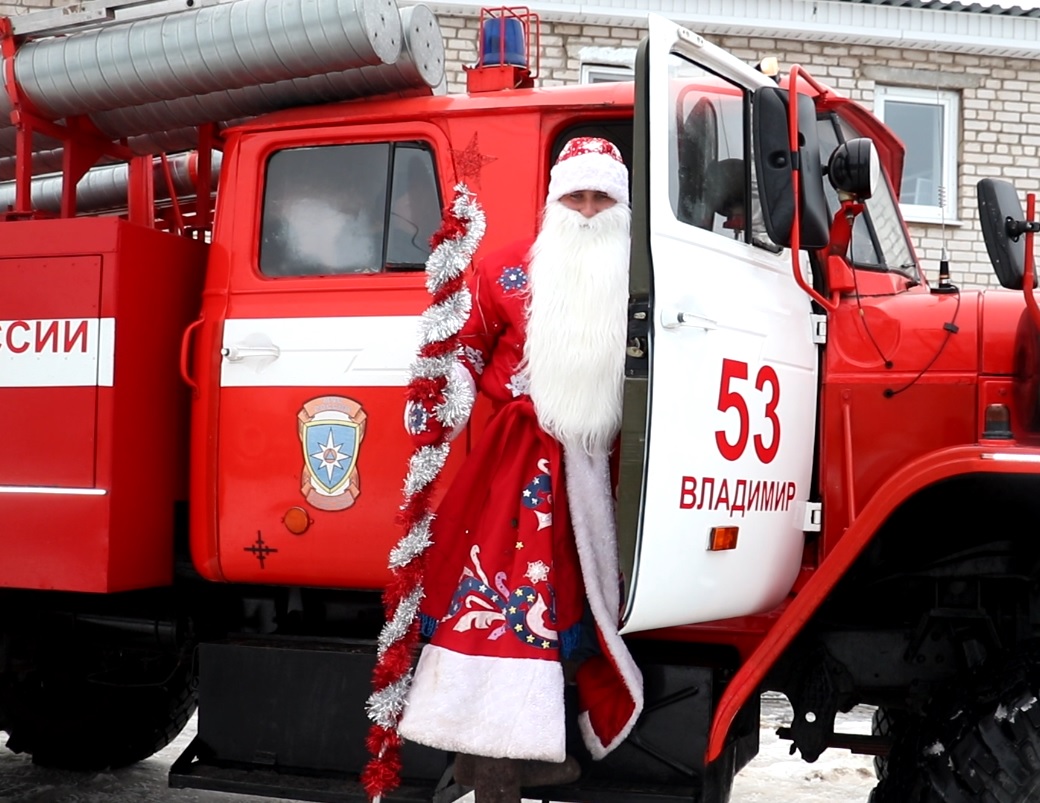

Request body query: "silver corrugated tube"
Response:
[5, 0, 402, 122]
[0, 124, 230, 178]
[86, 4, 444, 139]
[0, 151, 224, 214]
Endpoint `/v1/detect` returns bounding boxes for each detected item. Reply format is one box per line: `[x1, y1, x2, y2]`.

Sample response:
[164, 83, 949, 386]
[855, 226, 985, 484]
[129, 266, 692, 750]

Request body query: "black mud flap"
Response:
[168, 638, 455, 802]
[169, 638, 756, 803]
[529, 647, 758, 803]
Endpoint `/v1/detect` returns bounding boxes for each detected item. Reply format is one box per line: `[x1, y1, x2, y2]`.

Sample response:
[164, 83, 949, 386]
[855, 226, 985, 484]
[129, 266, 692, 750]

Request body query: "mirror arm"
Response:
[1022, 193, 1040, 331]
[1006, 217, 1040, 239]
[787, 65, 838, 313]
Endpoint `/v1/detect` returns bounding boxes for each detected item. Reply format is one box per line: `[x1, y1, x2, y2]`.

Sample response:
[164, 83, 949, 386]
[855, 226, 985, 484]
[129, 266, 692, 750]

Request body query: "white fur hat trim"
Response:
[546, 137, 629, 206]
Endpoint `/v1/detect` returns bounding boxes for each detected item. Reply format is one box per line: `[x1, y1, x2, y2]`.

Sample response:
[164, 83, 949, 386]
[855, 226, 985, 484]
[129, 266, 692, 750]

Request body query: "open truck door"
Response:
[618, 16, 821, 634]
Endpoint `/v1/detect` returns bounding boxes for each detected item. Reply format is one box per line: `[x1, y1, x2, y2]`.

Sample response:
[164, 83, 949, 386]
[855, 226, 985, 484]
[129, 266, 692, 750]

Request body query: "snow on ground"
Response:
[0, 694, 878, 802]
[729, 694, 878, 802]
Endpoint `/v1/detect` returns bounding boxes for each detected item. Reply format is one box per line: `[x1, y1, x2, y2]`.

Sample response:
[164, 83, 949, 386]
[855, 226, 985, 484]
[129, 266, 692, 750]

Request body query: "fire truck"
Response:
[1, 0, 1039, 800]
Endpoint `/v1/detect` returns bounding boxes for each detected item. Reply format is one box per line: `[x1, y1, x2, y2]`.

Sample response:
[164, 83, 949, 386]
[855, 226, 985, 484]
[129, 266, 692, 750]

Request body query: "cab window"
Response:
[259, 142, 441, 277]
[668, 55, 750, 241]
[817, 117, 919, 282]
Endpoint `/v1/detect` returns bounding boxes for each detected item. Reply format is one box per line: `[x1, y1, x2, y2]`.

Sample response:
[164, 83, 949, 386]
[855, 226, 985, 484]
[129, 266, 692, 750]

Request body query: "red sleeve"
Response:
[457, 240, 530, 382]
[457, 263, 500, 383]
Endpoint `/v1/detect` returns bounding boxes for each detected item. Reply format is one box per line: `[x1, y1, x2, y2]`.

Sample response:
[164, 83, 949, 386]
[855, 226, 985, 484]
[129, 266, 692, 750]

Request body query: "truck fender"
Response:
[706, 443, 1040, 762]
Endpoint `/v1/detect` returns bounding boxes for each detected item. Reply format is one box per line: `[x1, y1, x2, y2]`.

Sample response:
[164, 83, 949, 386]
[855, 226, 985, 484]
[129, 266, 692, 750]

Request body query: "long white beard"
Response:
[523, 201, 630, 456]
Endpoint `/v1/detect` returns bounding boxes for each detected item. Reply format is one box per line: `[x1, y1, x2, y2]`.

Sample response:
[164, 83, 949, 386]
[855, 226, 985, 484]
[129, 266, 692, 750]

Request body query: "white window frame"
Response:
[579, 63, 634, 84]
[874, 85, 959, 224]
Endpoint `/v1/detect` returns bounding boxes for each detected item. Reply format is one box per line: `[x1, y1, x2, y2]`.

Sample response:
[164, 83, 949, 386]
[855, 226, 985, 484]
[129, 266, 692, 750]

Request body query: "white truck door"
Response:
[619, 16, 820, 634]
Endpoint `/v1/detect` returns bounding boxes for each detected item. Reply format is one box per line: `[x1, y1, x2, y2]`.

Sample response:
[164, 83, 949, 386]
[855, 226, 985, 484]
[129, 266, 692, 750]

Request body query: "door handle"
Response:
[222, 344, 281, 362]
[180, 317, 204, 397]
[221, 333, 281, 371]
[661, 309, 717, 330]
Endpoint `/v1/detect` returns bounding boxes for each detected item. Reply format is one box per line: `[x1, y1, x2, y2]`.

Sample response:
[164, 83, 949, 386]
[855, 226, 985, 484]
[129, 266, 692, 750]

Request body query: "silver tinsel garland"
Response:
[426, 184, 487, 294]
[418, 290, 472, 345]
[366, 186, 486, 796]
[410, 353, 458, 380]
[403, 443, 450, 496]
[377, 587, 425, 656]
[436, 364, 476, 428]
[366, 671, 415, 730]
[388, 513, 435, 569]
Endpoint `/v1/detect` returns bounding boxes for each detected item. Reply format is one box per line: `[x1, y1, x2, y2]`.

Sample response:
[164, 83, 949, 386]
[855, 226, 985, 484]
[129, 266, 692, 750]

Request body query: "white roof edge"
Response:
[419, 0, 1040, 59]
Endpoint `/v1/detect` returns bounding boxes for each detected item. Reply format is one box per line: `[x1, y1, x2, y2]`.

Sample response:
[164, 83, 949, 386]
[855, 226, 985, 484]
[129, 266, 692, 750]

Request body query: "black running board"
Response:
[170, 737, 700, 803]
[169, 734, 455, 803]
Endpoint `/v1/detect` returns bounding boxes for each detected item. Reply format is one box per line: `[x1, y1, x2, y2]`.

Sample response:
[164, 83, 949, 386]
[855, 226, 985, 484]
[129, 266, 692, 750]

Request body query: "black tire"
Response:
[870, 653, 1040, 803]
[871, 706, 907, 781]
[1, 642, 197, 771]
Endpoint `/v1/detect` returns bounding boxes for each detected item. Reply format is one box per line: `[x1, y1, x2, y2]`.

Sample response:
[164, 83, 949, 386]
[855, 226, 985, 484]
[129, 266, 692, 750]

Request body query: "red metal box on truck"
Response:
[0, 217, 208, 592]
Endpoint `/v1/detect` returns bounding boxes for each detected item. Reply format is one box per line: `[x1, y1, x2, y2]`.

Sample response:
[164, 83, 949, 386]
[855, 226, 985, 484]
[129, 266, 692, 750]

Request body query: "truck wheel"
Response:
[1, 644, 197, 771]
[919, 657, 1040, 802]
[871, 654, 1040, 803]
[870, 707, 906, 781]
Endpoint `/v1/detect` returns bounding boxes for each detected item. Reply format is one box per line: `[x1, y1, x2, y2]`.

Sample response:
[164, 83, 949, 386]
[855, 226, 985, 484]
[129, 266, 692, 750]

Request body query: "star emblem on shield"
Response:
[297, 396, 367, 511]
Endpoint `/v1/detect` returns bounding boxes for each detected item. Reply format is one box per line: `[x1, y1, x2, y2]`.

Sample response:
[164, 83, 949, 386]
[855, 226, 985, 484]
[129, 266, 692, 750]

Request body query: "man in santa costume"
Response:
[399, 137, 643, 802]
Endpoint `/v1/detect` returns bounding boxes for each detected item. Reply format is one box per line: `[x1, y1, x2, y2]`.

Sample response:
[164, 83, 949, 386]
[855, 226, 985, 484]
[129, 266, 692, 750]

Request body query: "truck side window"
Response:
[668, 54, 749, 241]
[817, 117, 918, 280]
[386, 145, 442, 270]
[259, 142, 441, 277]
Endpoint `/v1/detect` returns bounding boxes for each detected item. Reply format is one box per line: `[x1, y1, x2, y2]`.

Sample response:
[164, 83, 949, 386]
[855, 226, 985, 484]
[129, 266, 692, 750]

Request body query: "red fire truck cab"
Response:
[2, 4, 1040, 802]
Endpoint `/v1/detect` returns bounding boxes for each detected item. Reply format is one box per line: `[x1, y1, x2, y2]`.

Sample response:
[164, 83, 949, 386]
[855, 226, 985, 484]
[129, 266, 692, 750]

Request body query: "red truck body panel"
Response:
[0, 218, 207, 592]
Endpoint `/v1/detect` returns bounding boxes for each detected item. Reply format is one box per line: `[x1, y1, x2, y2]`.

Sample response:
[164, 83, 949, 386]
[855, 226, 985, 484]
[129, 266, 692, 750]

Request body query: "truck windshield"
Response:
[818, 116, 919, 284]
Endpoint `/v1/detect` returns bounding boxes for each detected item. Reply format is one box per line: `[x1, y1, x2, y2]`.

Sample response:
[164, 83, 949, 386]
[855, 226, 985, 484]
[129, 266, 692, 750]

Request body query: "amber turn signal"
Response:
[982, 403, 1012, 440]
[708, 526, 739, 551]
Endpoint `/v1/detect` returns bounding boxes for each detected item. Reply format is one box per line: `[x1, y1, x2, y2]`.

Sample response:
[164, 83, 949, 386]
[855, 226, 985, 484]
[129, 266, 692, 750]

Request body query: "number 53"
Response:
[715, 358, 780, 463]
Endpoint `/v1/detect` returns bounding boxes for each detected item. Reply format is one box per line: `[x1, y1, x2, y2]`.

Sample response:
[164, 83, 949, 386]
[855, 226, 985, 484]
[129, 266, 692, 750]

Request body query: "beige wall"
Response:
[440, 13, 1040, 291]
[0, 0, 58, 13]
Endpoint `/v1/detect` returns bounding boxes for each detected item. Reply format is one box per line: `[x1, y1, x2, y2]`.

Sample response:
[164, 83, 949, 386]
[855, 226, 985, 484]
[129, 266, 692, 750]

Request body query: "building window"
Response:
[579, 63, 633, 84]
[875, 86, 959, 224]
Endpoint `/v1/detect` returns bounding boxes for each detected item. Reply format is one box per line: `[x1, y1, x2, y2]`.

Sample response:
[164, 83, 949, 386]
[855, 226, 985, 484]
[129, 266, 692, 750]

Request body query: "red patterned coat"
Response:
[399, 240, 643, 764]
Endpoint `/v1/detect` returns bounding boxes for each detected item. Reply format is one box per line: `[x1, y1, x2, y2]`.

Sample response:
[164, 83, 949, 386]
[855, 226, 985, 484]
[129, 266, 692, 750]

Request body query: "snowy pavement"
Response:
[0, 695, 878, 802]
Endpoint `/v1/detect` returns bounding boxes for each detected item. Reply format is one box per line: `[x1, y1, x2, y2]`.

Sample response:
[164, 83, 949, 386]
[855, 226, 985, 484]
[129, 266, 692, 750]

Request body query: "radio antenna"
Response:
[933, 185, 956, 293]
[933, 88, 957, 295]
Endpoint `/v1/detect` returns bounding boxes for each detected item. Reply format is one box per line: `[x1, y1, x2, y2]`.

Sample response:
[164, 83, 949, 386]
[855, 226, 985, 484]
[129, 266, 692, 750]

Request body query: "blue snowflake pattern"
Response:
[406, 402, 429, 435]
[497, 265, 528, 293]
[462, 345, 485, 375]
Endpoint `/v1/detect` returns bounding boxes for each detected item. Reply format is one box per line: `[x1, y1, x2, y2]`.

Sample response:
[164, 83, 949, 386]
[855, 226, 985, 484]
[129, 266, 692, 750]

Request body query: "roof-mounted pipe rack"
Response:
[0, 0, 445, 230]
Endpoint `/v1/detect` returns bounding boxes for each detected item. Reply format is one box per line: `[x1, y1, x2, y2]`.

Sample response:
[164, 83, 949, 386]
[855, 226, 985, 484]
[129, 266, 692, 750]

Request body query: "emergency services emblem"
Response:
[297, 396, 367, 511]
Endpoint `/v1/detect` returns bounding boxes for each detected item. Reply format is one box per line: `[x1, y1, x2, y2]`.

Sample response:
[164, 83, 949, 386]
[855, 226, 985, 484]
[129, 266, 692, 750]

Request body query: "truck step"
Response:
[523, 779, 699, 802]
[169, 734, 448, 803]
[169, 739, 702, 803]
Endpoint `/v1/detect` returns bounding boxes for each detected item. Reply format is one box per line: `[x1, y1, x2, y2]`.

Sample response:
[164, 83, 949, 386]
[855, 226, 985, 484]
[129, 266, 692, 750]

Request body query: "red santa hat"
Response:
[546, 136, 629, 207]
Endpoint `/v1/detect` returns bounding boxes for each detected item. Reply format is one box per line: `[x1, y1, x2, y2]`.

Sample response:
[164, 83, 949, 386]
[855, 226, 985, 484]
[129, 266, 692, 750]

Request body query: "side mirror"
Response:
[977, 178, 1037, 290]
[827, 138, 880, 200]
[752, 85, 830, 250]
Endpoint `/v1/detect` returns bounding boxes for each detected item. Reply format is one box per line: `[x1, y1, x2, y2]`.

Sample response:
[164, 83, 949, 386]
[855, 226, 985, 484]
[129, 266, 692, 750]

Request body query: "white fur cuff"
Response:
[399, 644, 566, 761]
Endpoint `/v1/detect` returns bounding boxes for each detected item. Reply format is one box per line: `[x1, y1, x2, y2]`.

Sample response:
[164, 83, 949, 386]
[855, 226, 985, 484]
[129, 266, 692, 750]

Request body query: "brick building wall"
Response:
[438, 12, 1040, 290]
[0, 0, 58, 14]
[1, 0, 1034, 290]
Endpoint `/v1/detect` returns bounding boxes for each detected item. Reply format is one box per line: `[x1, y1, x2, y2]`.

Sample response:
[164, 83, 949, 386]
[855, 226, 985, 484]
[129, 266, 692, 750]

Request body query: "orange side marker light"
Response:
[708, 526, 739, 551]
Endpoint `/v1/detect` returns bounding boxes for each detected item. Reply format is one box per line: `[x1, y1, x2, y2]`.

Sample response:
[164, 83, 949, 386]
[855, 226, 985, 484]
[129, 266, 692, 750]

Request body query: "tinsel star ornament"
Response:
[361, 184, 486, 802]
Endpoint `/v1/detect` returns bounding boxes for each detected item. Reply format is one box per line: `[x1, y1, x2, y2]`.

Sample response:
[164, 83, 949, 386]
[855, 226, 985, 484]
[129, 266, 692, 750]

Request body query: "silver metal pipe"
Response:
[0, 4, 441, 180]
[0, 123, 230, 178]
[87, 4, 444, 139]
[0, 150, 224, 213]
[5, 0, 402, 122]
